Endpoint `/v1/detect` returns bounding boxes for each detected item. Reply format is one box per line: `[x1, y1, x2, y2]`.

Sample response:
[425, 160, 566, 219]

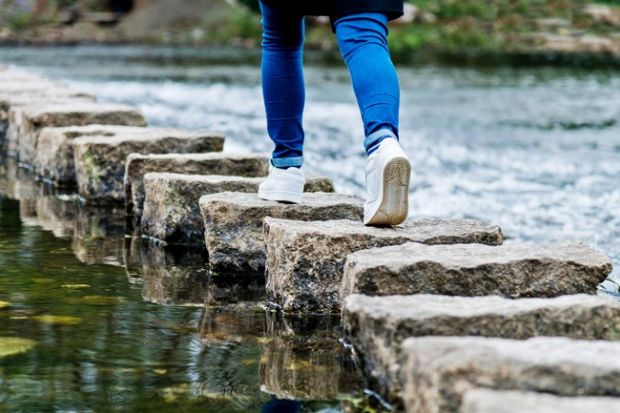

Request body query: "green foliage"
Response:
[6, 11, 32, 31]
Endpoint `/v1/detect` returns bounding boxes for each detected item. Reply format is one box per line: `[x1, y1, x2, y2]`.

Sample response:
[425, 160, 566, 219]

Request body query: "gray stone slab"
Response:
[73, 131, 225, 204]
[343, 293, 620, 401]
[341, 241, 613, 301]
[124, 152, 270, 218]
[34, 125, 152, 186]
[141, 174, 337, 247]
[9, 102, 146, 164]
[264, 218, 503, 314]
[201, 192, 363, 274]
[4, 95, 96, 153]
[462, 389, 620, 413]
[400, 336, 620, 413]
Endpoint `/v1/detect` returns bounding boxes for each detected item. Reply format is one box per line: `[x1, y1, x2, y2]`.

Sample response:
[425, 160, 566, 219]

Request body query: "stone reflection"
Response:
[198, 304, 266, 346]
[0, 159, 42, 201]
[35, 195, 78, 238]
[260, 312, 363, 401]
[72, 205, 126, 266]
[123, 232, 145, 283]
[141, 242, 209, 305]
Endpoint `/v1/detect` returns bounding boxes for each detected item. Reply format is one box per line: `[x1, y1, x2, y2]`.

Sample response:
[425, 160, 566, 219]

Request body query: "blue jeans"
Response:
[260, 2, 400, 168]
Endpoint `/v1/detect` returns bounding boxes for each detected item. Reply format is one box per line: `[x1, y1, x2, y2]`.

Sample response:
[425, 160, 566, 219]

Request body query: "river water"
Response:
[0, 46, 619, 411]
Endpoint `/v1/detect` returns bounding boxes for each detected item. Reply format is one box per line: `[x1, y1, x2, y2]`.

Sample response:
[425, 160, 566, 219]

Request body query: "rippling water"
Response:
[3, 45, 617, 271]
[0, 45, 619, 411]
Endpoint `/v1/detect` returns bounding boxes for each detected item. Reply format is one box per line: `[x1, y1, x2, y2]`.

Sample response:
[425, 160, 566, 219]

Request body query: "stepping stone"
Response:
[200, 192, 363, 273]
[8, 102, 146, 164]
[141, 174, 337, 247]
[462, 389, 620, 413]
[400, 336, 620, 413]
[124, 152, 270, 218]
[263, 218, 503, 313]
[73, 131, 225, 204]
[343, 293, 620, 400]
[341, 241, 613, 301]
[4, 95, 97, 151]
[34, 125, 155, 187]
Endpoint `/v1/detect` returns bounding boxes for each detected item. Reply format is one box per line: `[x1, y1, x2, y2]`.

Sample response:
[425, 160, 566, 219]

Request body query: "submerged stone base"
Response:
[462, 389, 620, 413]
[72, 131, 225, 204]
[341, 241, 613, 300]
[343, 293, 620, 401]
[124, 152, 270, 218]
[263, 217, 503, 313]
[201, 192, 363, 274]
[141, 174, 336, 246]
[400, 336, 620, 413]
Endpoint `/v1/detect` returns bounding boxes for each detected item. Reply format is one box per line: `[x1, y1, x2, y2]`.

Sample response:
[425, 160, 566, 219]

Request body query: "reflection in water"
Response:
[0, 163, 373, 412]
[261, 312, 364, 402]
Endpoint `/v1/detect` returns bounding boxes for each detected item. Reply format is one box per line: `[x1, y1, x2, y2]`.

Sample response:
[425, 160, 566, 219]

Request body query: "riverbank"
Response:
[1, 0, 619, 67]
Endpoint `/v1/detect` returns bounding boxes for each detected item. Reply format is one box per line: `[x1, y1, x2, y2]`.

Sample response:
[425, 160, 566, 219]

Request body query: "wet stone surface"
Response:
[343, 293, 620, 401]
[124, 152, 270, 218]
[201, 192, 363, 274]
[341, 241, 613, 301]
[400, 336, 620, 413]
[141, 174, 336, 246]
[462, 389, 620, 413]
[263, 217, 503, 314]
[72, 130, 224, 204]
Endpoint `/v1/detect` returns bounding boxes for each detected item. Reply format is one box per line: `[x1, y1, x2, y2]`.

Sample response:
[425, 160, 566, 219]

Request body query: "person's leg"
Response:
[334, 13, 411, 225]
[334, 13, 400, 155]
[260, 1, 306, 168]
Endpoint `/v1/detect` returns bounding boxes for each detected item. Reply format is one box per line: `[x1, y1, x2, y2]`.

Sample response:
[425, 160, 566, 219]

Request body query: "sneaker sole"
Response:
[258, 189, 303, 204]
[365, 156, 411, 226]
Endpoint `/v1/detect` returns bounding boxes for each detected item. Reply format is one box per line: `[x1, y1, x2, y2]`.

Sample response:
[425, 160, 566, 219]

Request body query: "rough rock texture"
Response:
[341, 241, 613, 300]
[33, 125, 153, 186]
[10, 102, 146, 164]
[141, 174, 337, 246]
[201, 192, 363, 274]
[400, 336, 620, 413]
[462, 389, 620, 413]
[72, 131, 225, 204]
[124, 152, 271, 218]
[343, 293, 620, 401]
[263, 217, 503, 313]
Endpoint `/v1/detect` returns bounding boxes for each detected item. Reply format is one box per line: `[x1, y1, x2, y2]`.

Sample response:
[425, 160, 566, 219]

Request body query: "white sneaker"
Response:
[258, 166, 305, 204]
[363, 138, 411, 226]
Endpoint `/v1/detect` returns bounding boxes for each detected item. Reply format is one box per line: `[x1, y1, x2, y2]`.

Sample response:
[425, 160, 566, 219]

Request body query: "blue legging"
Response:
[260, 2, 400, 168]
